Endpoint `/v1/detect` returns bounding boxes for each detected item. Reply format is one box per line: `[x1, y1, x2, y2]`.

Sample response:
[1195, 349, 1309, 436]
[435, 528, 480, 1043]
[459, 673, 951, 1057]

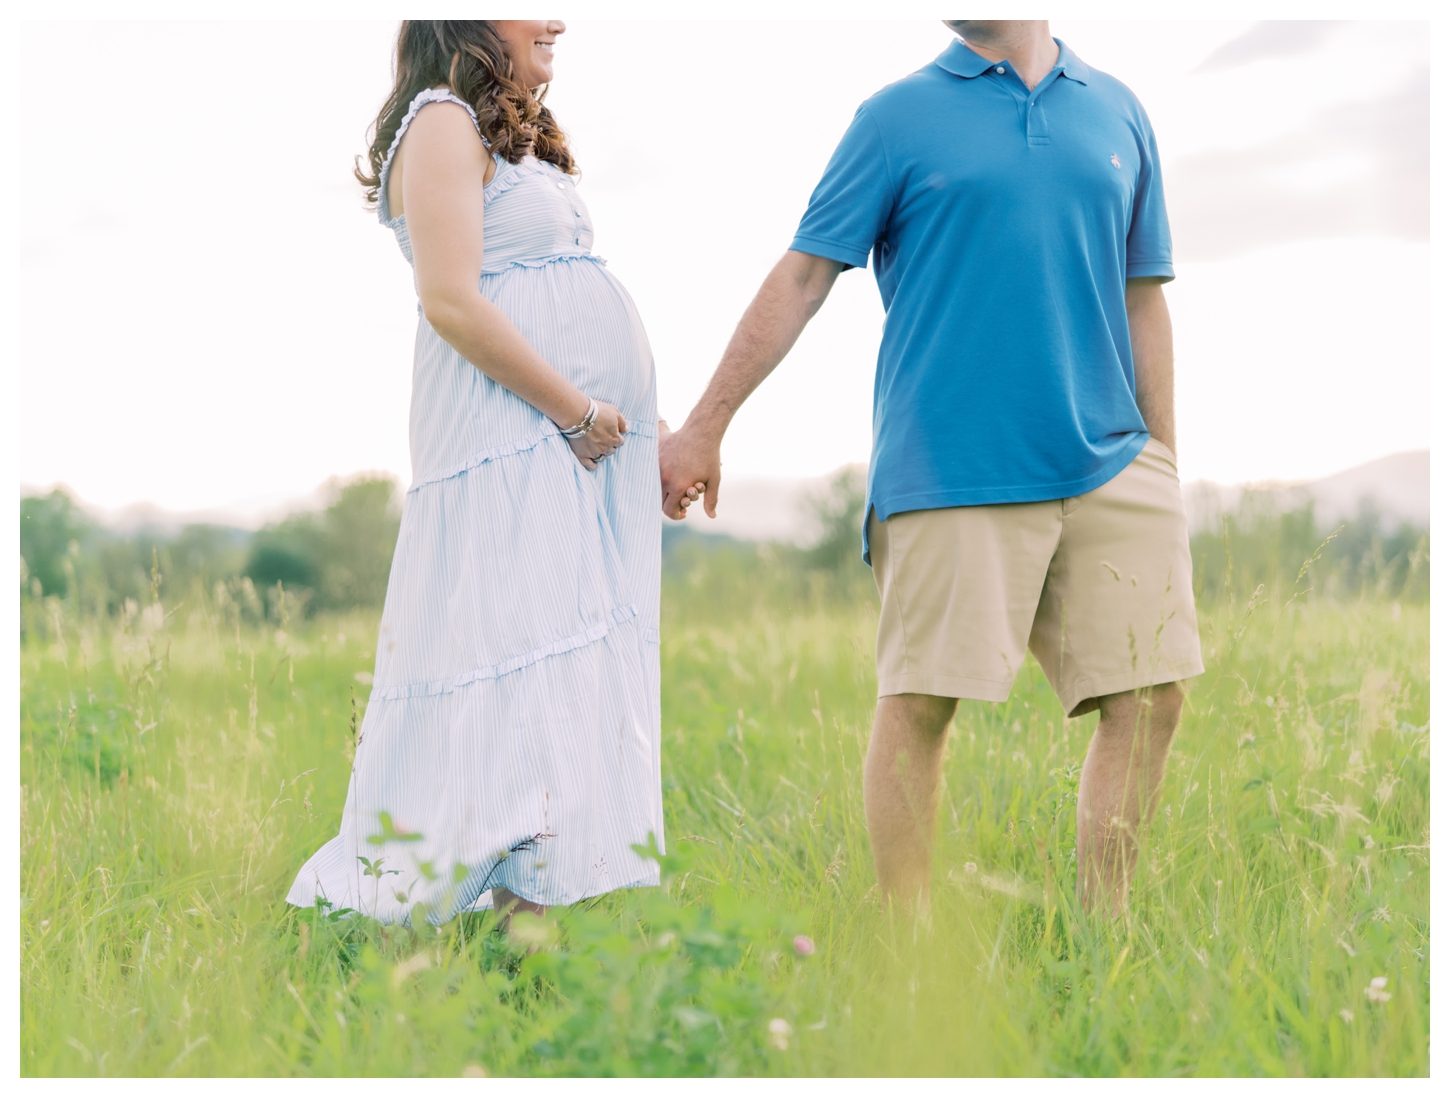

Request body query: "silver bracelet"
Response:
[560, 398, 598, 439]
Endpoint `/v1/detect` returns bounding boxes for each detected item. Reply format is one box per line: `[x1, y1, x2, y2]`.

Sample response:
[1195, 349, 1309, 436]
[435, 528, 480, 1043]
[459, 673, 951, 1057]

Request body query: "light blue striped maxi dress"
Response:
[287, 88, 664, 924]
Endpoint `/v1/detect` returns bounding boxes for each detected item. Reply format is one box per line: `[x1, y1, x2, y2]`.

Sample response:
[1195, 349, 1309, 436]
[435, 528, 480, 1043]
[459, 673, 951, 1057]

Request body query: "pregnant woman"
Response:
[289, 20, 698, 926]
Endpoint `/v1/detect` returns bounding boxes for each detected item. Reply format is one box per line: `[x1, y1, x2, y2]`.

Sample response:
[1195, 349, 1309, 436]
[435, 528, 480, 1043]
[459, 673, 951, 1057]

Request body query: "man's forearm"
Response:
[684, 251, 843, 440]
[1126, 278, 1176, 455]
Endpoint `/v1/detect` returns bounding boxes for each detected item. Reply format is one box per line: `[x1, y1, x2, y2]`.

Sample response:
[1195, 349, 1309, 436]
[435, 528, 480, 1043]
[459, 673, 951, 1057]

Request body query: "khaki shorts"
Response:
[868, 438, 1204, 717]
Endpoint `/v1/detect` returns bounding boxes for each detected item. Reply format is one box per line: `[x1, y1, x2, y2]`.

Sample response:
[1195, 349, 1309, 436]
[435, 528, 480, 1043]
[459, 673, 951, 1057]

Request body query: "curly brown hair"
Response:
[356, 20, 576, 205]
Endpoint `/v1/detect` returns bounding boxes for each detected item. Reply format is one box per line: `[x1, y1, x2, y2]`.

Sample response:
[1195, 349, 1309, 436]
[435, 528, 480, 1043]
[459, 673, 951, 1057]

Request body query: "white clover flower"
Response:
[768, 1018, 792, 1050]
[1365, 976, 1391, 1004]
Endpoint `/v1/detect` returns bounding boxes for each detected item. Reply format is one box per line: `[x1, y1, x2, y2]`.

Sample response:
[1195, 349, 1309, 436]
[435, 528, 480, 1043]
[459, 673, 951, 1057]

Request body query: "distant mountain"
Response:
[1183, 450, 1428, 533]
[679, 451, 1429, 543]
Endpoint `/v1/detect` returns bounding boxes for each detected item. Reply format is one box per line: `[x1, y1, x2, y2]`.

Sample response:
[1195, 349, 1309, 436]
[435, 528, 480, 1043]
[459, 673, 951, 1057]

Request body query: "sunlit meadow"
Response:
[19, 540, 1430, 1076]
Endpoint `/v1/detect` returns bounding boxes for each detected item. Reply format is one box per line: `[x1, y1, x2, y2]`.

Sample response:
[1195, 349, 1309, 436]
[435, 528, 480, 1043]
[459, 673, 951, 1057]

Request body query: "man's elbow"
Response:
[783, 251, 844, 314]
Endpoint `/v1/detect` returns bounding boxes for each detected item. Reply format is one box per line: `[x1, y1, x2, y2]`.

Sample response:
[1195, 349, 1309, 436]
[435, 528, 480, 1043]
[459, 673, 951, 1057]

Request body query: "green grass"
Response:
[20, 584, 1429, 1076]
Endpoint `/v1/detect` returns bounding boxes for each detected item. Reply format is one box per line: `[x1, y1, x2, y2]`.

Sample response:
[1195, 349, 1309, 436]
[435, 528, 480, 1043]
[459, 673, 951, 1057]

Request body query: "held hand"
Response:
[566, 400, 627, 470]
[658, 421, 706, 519]
[659, 420, 722, 521]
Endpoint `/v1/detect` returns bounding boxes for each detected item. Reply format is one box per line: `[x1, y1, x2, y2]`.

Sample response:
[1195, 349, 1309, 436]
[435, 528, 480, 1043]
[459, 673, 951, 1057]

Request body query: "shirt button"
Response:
[996, 66, 1005, 74]
[557, 181, 566, 189]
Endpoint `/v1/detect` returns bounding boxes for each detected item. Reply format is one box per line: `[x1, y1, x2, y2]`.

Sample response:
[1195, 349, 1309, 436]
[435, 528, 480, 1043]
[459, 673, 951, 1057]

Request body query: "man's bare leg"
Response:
[492, 887, 546, 933]
[1077, 681, 1183, 916]
[863, 692, 959, 914]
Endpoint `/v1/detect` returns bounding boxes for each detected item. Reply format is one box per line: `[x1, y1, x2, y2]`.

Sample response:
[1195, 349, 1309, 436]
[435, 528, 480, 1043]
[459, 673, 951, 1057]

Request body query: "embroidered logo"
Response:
[1110, 153, 1122, 169]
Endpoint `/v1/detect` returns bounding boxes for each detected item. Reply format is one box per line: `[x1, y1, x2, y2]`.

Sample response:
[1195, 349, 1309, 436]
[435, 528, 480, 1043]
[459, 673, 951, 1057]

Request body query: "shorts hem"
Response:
[878, 671, 1014, 702]
[1057, 653, 1205, 718]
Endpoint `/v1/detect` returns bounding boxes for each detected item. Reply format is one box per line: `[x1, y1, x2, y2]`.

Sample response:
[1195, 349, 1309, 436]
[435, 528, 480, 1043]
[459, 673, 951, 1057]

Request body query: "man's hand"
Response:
[660, 420, 721, 520]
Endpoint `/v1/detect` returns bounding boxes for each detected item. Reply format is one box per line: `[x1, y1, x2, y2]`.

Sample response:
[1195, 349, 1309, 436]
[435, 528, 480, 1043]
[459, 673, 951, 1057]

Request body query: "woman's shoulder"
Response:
[385, 88, 486, 171]
[379, 87, 492, 222]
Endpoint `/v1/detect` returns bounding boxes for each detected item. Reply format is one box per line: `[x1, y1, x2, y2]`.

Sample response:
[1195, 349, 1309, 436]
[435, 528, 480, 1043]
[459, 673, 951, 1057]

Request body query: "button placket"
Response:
[1024, 75, 1055, 145]
[567, 187, 583, 246]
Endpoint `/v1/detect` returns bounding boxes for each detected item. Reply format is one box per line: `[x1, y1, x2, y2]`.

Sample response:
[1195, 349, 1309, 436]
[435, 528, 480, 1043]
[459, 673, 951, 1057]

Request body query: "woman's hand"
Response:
[565, 400, 627, 470]
[658, 420, 707, 517]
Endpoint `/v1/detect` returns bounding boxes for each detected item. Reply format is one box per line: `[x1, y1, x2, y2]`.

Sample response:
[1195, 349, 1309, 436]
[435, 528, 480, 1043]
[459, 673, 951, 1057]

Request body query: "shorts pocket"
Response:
[1141, 436, 1178, 472]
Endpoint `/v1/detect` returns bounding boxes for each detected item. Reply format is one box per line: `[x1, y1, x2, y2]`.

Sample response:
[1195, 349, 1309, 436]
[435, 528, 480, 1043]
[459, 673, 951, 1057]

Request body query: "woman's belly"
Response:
[407, 257, 656, 484]
[482, 257, 655, 419]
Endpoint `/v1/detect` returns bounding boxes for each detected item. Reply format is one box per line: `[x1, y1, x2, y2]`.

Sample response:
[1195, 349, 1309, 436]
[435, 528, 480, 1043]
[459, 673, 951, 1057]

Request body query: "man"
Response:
[660, 20, 1203, 916]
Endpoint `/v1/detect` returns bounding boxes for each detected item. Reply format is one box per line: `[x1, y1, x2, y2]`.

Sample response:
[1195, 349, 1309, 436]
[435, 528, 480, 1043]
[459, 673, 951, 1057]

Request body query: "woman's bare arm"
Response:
[399, 102, 623, 462]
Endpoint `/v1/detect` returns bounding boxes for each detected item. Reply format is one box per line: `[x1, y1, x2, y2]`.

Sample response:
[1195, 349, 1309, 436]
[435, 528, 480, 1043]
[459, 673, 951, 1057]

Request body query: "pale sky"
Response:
[11, 18, 1432, 519]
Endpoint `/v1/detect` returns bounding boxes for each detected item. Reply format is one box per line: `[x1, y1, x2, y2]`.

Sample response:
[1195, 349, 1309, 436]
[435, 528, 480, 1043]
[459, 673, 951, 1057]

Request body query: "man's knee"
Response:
[1098, 681, 1184, 733]
[877, 692, 959, 738]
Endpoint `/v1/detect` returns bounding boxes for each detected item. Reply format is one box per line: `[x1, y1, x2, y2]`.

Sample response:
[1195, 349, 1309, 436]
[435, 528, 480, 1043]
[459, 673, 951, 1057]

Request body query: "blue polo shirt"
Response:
[789, 38, 1174, 560]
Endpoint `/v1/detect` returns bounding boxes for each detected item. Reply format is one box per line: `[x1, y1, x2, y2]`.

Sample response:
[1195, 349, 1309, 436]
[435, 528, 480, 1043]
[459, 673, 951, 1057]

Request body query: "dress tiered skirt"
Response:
[288, 254, 664, 924]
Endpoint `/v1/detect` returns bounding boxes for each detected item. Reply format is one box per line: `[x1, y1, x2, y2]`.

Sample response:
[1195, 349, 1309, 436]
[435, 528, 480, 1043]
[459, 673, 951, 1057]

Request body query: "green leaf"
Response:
[366, 811, 424, 845]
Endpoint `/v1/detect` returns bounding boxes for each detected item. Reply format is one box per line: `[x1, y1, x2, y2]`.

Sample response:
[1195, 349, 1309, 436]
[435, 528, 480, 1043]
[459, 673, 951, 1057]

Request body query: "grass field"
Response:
[20, 569, 1430, 1076]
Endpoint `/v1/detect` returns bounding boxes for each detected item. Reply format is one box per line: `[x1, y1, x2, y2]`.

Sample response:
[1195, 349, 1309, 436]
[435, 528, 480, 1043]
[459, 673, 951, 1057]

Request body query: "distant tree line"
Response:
[19, 469, 1428, 639]
[1188, 495, 1428, 604]
[242, 477, 402, 612]
[19, 476, 402, 631]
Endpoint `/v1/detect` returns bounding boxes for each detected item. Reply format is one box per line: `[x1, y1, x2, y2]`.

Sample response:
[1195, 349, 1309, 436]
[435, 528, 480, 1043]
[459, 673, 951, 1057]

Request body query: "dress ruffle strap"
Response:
[379, 88, 492, 224]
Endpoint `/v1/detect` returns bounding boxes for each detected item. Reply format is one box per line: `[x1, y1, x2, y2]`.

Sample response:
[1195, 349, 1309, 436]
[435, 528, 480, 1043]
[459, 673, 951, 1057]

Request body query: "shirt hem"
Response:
[861, 434, 1149, 563]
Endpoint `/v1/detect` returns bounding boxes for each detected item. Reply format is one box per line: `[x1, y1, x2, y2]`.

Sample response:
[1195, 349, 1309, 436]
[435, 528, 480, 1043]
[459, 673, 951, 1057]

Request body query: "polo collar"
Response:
[1056, 41, 1091, 84]
[934, 36, 1091, 85]
[934, 37, 996, 79]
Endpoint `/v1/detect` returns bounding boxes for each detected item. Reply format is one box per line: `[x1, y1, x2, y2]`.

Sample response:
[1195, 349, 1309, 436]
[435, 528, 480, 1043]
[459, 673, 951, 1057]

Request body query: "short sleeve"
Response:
[1126, 115, 1174, 281]
[789, 105, 895, 269]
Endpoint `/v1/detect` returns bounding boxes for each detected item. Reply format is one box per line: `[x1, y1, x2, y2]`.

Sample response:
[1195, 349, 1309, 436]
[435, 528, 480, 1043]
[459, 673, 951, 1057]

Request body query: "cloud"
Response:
[1192, 20, 1340, 72]
[1168, 70, 1428, 260]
